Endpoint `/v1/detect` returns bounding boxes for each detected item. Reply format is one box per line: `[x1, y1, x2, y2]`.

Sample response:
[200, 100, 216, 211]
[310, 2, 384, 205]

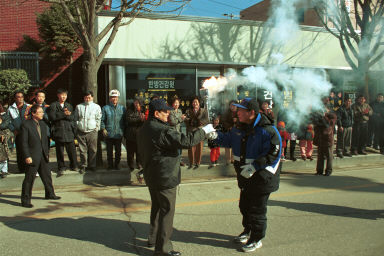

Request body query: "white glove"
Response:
[201, 124, 216, 134]
[206, 131, 218, 140]
[240, 164, 256, 178]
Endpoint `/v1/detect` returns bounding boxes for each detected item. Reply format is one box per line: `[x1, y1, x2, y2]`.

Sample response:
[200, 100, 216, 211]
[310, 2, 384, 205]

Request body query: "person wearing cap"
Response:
[101, 89, 126, 170]
[210, 98, 282, 253]
[137, 99, 215, 256]
[49, 88, 80, 177]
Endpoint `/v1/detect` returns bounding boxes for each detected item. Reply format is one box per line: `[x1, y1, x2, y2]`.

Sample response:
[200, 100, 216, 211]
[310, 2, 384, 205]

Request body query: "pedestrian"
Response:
[137, 98, 214, 256]
[260, 101, 274, 121]
[277, 109, 297, 161]
[125, 97, 145, 171]
[75, 90, 102, 173]
[168, 96, 186, 167]
[336, 97, 353, 157]
[101, 89, 126, 170]
[313, 105, 337, 176]
[298, 123, 314, 161]
[7, 91, 30, 173]
[208, 115, 222, 168]
[368, 93, 383, 150]
[212, 98, 282, 253]
[49, 88, 79, 176]
[221, 100, 238, 165]
[276, 121, 289, 161]
[351, 95, 372, 155]
[184, 96, 209, 169]
[20, 104, 60, 208]
[0, 104, 12, 179]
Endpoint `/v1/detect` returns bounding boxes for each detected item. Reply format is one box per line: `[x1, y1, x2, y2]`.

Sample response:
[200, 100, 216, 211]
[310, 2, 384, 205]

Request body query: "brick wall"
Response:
[0, 0, 50, 51]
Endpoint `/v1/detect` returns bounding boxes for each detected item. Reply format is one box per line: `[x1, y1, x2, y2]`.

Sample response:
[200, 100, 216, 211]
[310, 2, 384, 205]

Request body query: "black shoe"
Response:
[308, 156, 314, 161]
[21, 202, 33, 208]
[45, 195, 61, 200]
[315, 172, 323, 176]
[336, 153, 344, 158]
[233, 230, 250, 244]
[324, 171, 332, 176]
[291, 156, 297, 161]
[154, 251, 181, 256]
[358, 151, 367, 155]
[79, 167, 85, 174]
[147, 241, 154, 248]
[187, 165, 193, 169]
[115, 164, 121, 170]
[193, 164, 199, 170]
[107, 165, 114, 170]
[343, 152, 352, 157]
[57, 170, 64, 177]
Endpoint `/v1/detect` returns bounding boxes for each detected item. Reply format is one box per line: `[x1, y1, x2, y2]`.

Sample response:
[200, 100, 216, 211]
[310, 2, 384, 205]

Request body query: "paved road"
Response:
[0, 165, 383, 256]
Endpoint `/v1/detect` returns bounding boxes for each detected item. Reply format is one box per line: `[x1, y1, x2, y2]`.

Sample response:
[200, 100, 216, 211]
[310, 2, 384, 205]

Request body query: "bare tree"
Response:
[314, 0, 384, 99]
[37, 0, 190, 101]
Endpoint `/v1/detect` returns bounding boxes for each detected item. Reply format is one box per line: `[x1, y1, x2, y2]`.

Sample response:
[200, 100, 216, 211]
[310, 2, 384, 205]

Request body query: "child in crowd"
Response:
[0, 127, 12, 179]
[299, 124, 314, 161]
[208, 116, 223, 168]
[277, 121, 289, 161]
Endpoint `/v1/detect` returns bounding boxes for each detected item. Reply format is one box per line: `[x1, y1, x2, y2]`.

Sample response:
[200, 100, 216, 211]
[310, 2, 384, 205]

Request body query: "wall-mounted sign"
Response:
[147, 77, 176, 91]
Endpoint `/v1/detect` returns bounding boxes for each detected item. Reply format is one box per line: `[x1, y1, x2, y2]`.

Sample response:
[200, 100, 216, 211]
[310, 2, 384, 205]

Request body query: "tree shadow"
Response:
[269, 200, 384, 220]
[0, 216, 235, 255]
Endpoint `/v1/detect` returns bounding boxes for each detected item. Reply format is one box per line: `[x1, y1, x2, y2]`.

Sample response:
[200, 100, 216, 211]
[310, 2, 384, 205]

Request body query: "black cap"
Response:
[233, 98, 259, 112]
[149, 99, 173, 115]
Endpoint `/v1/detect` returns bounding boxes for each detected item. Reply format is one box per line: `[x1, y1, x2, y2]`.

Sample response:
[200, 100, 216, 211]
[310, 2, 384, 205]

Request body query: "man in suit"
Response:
[21, 105, 60, 208]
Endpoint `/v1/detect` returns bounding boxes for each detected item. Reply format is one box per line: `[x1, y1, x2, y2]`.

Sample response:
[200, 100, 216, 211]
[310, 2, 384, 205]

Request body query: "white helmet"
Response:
[109, 89, 120, 97]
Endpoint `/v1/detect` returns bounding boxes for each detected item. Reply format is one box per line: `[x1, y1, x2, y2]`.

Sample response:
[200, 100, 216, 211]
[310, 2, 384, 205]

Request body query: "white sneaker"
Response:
[233, 232, 249, 244]
[241, 240, 262, 252]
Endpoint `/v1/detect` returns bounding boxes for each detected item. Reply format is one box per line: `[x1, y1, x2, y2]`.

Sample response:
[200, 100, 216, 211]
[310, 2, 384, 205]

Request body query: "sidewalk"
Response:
[1, 145, 383, 192]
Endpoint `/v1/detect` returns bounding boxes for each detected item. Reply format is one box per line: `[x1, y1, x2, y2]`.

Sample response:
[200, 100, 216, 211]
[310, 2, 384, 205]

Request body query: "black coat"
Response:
[21, 119, 50, 171]
[48, 101, 77, 142]
[137, 118, 205, 190]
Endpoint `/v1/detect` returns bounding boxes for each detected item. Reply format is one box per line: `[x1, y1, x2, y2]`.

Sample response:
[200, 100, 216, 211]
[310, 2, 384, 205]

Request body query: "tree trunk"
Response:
[82, 49, 99, 103]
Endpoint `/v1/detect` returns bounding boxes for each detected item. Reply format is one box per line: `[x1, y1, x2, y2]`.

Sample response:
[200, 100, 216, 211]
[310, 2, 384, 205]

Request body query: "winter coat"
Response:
[101, 104, 126, 139]
[336, 106, 353, 128]
[221, 109, 238, 132]
[75, 102, 102, 133]
[278, 127, 289, 148]
[7, 102, 30, 133]
[169, 108, 184, 132]
[48, 101, 77, 142]
[313, 111, 337, 147]
[184, 107, 209, 133]
[124, 108, 145, 142]
[215, 113, 282, 194]
[137, 117, 206, 190]
[352, 102, 372, 124]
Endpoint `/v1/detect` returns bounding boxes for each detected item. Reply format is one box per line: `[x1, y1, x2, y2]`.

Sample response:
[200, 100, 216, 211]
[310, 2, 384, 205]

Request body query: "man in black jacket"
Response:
[137, 99, 213, 256]
[48, 88, 79, 176]
[20, 105, 60, 208]
[336, 97, 353, 157]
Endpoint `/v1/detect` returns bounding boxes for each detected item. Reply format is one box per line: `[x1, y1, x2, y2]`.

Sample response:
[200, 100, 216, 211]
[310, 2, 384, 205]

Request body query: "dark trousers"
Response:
[148, 187, 177, 254]
[239, 191, 270, 242]
[21, 158, 55, 204]
[351, 122, 368, 152]
[316, 145, 333, 174]
[336, 127, 352, 154]
[126, 140, 141, 169]
[106, 137, 122, 168]
[284, 140, 296, 159]
[15, 134, 26, 173]
[55, 141, 78, 170]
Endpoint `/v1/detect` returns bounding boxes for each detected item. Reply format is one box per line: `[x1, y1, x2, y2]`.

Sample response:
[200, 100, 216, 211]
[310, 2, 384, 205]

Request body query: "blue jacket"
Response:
[215, 113, 282, 193]
[101, 103, 126, 139]
[7, 102, 30, 132]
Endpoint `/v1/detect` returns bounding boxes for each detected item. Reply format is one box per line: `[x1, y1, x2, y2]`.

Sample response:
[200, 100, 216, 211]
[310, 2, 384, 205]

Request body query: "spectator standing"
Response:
[184, 97, 209, 169]
[277, 109, 297, 161]
[213, 98, 282, 253]
[298, 123, 314, 161]
[368, 93, 384, 149]
[277, 121, 289, 160]
[221, 100, 238, 165]
[0, 104, 12, 178]
[75, 90, 102, 173]
[125, 97, 145, 171]
[336, 97, 354, 157]
[313, 107, 337, 176]
[137, 99, 212, 256]
[351, 95, 372, 155]
[7, 91, 30, 173]
[208, 116, 223, 168]
[20, 105, 60, 208]
[260, 101, 274, 121]
[101, 90, 126, 170]
[49, 88, 79, 176]
[168, 97, 186, 166]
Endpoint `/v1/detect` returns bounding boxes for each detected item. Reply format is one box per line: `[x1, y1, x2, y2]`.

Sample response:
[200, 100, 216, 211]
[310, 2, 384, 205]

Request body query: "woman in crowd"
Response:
[169, 96, 186, 166]
[185, 97, 209, 169]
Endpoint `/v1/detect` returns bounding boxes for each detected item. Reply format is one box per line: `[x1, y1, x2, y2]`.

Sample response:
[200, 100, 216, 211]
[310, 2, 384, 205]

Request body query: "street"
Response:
[0, 164, 383, 256]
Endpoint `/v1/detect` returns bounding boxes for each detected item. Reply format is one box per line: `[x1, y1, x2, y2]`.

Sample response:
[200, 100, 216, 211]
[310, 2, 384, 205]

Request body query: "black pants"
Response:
[55, 141, 78, 170]
[351, 122, 368, 152]
[15, 134, 26, 173]
[284, 140, 296, 159]
[316, 145, 333, 174]
[21, 157, 55, 204]
[106, 138, 122, 168]
[148, 187, 177, 254]
[126, 140, 141, 169]
[239, 191, 270, 242]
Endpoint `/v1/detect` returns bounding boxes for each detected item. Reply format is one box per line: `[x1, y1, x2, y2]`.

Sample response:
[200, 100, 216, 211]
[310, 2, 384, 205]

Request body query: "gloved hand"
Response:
[240, 164, 256, 178]
[102, 129, 108, 137]
[201, 124, 216, 134]
[206, 131, 218, 140]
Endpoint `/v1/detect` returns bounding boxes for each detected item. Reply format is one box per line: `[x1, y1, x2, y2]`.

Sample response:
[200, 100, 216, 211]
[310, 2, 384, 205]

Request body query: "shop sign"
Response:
[148, 78, 176, 91]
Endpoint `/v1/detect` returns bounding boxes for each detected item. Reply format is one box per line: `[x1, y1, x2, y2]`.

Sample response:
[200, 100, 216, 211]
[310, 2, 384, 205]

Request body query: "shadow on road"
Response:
[269, 200, 384, 220]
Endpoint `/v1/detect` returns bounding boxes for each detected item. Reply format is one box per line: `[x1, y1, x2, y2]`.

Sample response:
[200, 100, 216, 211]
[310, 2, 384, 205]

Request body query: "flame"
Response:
[202, 76, 228, 93]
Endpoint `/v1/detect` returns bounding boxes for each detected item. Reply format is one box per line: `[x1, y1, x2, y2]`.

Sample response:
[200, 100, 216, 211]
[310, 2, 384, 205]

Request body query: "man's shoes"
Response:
[193, 164, 199, 170]
[241, 240, 262, 252]
[358, 150, 367, 155]
[233, 230, 250, 244]
[324, 171, 332, 176]
[45, 195, 61, 200]
[21, 202, 33, 208]
[154, 251, 181, 256]
[79, 167, 85, 174]
[315, 172, 323, 176]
